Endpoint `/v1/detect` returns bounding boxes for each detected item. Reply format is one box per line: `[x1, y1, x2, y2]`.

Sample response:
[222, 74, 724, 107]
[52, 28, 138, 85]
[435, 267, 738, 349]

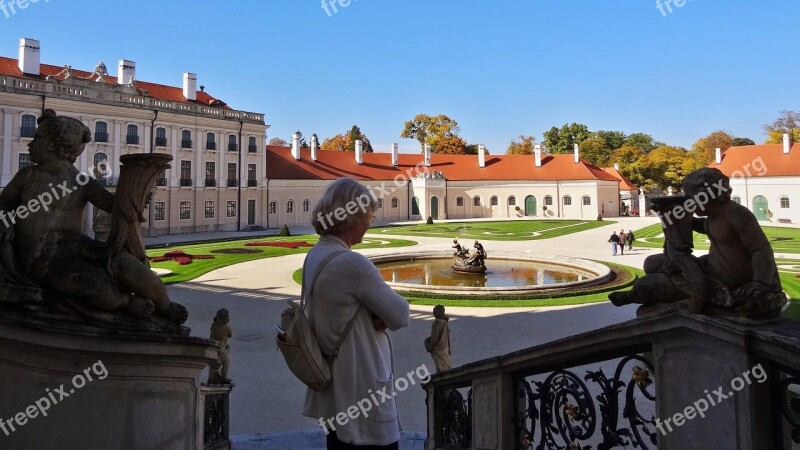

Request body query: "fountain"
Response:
[451, 239, 487, 274]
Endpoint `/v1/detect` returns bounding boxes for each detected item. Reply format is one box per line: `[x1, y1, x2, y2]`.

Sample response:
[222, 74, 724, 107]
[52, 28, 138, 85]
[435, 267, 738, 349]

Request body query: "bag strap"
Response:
[301, 249, 364, 360]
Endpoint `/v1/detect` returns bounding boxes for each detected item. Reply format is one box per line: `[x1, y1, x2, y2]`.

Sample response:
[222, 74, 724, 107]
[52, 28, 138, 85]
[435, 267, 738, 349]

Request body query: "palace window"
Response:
[780, 196, 790, 208]
[473, 196, 481, 207]
[20, 114, 36, 137]
[269, 201, 277, 214]
[179, 202, 191, 220]
[287, 200, 294, 213]
[456, 196, 464, 207]
[303, 199, 310, 212]
[508, 196, 516, 206]
[563, 196, 572, 206]
[205, 201, 215, 219]
[94, 121, 108, 142]
[544, 196, 553, 206]
[391, 197, 398, 208]
[154, 202, 165, 221]
[582, 196, 591, 206]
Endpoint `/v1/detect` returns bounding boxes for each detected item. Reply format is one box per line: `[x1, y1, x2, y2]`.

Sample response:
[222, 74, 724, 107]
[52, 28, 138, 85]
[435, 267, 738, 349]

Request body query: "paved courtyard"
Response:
[164, 217, 661, 444]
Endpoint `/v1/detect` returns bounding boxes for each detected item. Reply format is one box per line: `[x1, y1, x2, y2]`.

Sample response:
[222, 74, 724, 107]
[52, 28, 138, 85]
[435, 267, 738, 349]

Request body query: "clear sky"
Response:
[1, 0, 798, 154]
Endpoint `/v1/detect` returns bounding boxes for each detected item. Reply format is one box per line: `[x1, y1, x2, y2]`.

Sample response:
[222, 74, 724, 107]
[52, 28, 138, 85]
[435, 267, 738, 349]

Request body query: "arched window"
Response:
[490, 196, 498, 206]
[508, 196, 516, 206]
[411, 197, 420, 215]
[544, 195, 553, 206]
[93, 152, 108, 179]
[456, 196, 464, 207]
[286, 200, 294, 213]
[126, 124, 139, 144]
[377, 198, 383, 208]
[228, 134, 238, 151]
[732, 196, 741, 205]
[155, 127, 167, 146]
[94, 121, 108, 142]
[181, 130, 192, 148]
[563, 196, 572, 206]
[582, 196, 591, 206]
[302, 199, 310, 212]
[269, 201, 277, 214]
[473, 196, 481, 207]
[391, 197, 398, 208]
[20, 114, 36, 137]
[780, 196, 790, 208]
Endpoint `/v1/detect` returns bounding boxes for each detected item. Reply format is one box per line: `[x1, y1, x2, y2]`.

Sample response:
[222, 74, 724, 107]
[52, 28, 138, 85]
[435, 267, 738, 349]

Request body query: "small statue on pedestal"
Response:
[610, 168, 787, 322]
[209, 308, 232, 384]
[424, 305, 451, 373]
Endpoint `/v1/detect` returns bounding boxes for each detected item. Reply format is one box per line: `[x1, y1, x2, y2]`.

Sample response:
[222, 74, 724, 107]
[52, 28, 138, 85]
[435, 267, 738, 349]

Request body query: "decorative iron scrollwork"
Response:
[204, 394, 227, 446]
[440, 386, 472, 448]
[778, 374, 800, 447]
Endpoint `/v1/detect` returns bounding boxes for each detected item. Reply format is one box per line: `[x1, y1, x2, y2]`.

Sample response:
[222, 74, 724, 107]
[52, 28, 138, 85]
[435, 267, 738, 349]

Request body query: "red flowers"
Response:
[150, 250, 215, 265]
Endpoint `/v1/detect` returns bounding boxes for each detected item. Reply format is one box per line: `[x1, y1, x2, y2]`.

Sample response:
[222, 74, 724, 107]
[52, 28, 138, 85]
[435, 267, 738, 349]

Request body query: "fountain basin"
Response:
[371, 251, 613, 297]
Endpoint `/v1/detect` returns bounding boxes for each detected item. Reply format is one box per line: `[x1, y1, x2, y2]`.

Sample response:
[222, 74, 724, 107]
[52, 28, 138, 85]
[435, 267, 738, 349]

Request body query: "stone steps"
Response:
[232, 430, 426, 449]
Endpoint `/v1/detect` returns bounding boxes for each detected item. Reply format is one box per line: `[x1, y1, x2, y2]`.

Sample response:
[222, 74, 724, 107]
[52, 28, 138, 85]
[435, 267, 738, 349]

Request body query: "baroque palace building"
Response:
[0, 38, 268, 236]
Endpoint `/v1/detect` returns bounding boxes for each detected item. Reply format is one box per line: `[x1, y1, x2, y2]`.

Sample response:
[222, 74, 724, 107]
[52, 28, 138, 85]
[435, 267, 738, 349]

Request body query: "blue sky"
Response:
[1, 0, 798, 154]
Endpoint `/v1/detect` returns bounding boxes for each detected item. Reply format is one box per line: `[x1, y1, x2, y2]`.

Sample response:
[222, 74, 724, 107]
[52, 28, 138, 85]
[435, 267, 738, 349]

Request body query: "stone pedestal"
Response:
[0, 321, 219, 450]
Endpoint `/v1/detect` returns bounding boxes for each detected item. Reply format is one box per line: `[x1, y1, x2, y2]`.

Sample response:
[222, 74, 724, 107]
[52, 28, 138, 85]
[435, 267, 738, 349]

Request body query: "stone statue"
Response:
[209, 308, 232, 384]
[424, 305, 451, 373]
[610, 168, 787, 322]
[451, 239, 468, 258]
[0, 110, 188, 334]
[452, 240, 487, 274]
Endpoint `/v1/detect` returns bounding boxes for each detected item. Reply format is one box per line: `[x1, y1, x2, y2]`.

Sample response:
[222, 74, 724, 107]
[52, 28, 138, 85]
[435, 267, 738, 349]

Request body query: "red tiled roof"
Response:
[266, 146, 623, 182]
[0, 56, 227, 108]
[602, 167, 638, 191]
[710, 143, 800, 177]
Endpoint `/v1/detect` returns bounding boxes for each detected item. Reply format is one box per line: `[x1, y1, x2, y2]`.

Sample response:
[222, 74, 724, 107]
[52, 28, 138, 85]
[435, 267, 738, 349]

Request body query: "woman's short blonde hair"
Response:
[311, 177, 377, 235]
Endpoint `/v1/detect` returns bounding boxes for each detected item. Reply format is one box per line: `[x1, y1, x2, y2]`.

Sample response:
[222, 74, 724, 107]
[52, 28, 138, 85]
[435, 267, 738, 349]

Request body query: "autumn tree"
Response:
[732, 137, 755, 146]
[320, 134, 349, 152]
[594, 130, 626, 151]
[401, 114, 465, 154]
[542, 123, 591, 154]
[640, 145, 692, 189]
[506, 135, 536, 155]
[269, 137, 289, 146]
[577, 136, 612, 167]
[320, 125, 373, 152]
[690, 130, 734, 165]
[763, 110, 800, 143]
[624, 133, 659, 153]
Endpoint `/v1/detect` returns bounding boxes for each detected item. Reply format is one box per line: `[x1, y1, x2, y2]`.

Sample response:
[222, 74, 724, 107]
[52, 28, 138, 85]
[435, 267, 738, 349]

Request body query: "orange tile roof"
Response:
[266, 146, 623, 182]
[602, 166, 638, 191]
[0, 56, 227, 108]
[710, 143, 800, 177]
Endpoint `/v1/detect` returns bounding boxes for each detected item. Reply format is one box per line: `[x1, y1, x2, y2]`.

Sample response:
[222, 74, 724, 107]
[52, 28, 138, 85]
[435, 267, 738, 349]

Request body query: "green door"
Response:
[753, 196, 768, 221]
[411, 197, 420, 216]
[524, 195, 537, 216]
[430, 196, 439, 220]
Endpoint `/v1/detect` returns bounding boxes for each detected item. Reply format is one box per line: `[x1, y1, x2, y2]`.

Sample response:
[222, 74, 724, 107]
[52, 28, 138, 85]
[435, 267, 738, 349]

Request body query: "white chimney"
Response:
[784, 133, 791, 155]
[182, 72, 197, 101]
[478, 145, 486, 168]
[614, 163, 620, 171]
[424, 144, 431, 167]
[291, 131, 301, 160]
[18, 38, 40, 75]
[573, 143, 580, 164]
[715, 148, 722, 165]
[118, 60, 135, 85]
[391, 143, 399, 166]
[534, 144, 542, 167]
[355, 139, 364, 165]
[311, 134, 318, 161]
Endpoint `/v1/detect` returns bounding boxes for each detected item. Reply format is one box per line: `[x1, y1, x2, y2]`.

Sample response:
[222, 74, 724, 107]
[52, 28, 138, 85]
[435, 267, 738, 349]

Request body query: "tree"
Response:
[639, 145, 692, 190]
[690, 130, 734, 165]
[624, 133, 659, 153]
[542, 123, 591, 154]
[431, 135, 468, 155]
[464, 144, 490, 155]
[577, 136, 612, 167]
[346, 125, 374, 153]
[732, 137, 755, 146]
[594, 130, 626, 151]
[506, 135, 536, 155]
[320, 126, 374, 153]
[320, 134, 349, 152]
[401, 114, 462, 153]
[763, 110, 800, 144]
[269, 137, 289, 146]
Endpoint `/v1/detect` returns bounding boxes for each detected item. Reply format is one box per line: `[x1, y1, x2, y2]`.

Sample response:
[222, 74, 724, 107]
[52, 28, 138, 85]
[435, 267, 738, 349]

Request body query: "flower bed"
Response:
[211, 248, 263, 254]
[150, 250, 215, 265]
[244, 241, 314, 249]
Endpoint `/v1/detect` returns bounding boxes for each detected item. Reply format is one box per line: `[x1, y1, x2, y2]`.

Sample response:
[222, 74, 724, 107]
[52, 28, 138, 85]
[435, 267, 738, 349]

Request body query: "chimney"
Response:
[534, 144, 542, 167]
[118, 60, 135, 85]
[573, 143, 580, 164]
[291, 131, 301, 160]
[182, 72, 197, 101]
[310, 134, 318, 161]
[18, 38, 40, 75]
[355, 139, 364, 165]
[614, 163, 620, 171]
[478, 145, 486, 168]
[784, 133, 792, 155]
[424, 144, 431, 167]
[391, 143, 398, 166]
[715, 148, 722, 165]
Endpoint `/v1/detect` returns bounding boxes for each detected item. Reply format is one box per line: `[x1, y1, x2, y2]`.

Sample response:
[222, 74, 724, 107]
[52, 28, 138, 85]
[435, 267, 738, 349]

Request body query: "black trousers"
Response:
[326, 431, 399, 450]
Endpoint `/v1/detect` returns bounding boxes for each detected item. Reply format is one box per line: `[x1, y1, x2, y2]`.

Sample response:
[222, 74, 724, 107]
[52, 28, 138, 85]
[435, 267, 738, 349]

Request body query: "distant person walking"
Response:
[618, 229, 626, 255]
[627, 229, 635, 251]
[608, 232, 620, 256]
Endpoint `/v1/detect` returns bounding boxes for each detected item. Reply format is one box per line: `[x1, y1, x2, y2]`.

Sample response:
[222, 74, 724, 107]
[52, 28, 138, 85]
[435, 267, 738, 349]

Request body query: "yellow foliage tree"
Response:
[506, 135, 536, 155]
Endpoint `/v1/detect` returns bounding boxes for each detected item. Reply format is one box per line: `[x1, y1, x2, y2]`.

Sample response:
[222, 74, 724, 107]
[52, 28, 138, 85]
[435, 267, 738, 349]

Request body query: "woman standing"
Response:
[302, 177, 410, 449]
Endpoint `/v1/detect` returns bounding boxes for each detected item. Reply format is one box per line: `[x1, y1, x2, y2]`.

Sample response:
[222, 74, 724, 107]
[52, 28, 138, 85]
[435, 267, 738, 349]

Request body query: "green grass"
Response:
[293, 262, 644, 307]
[778, 258, 800, 320]
[633, 223, 800, 253]
[149, 235, 416, 284]
[368, 219, 615, 241]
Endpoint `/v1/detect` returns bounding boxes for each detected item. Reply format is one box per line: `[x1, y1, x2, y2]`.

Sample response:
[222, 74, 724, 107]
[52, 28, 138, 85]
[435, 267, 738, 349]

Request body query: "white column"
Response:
[170, 126, 178, 186]
[2, 110, 15, 186]
[639, 190, 646, 218]
[112, 121, 121, 180]
[144, 123, 151, 154]
[195, 141, 203, 187]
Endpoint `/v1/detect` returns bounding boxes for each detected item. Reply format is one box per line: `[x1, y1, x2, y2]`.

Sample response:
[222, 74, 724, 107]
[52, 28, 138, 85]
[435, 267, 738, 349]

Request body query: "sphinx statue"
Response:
[0, 110, 188, 334]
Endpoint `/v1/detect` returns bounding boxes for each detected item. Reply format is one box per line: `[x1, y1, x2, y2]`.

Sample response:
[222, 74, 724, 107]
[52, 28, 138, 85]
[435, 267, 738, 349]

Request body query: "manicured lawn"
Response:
[368, 219, 615, 241]
[633, 223, 800, 254]
[149, 235, 416, 284]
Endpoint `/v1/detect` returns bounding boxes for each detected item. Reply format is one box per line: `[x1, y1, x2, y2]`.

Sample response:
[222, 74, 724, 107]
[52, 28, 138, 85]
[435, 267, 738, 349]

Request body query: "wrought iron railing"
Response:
[202, 383, 233, 450]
